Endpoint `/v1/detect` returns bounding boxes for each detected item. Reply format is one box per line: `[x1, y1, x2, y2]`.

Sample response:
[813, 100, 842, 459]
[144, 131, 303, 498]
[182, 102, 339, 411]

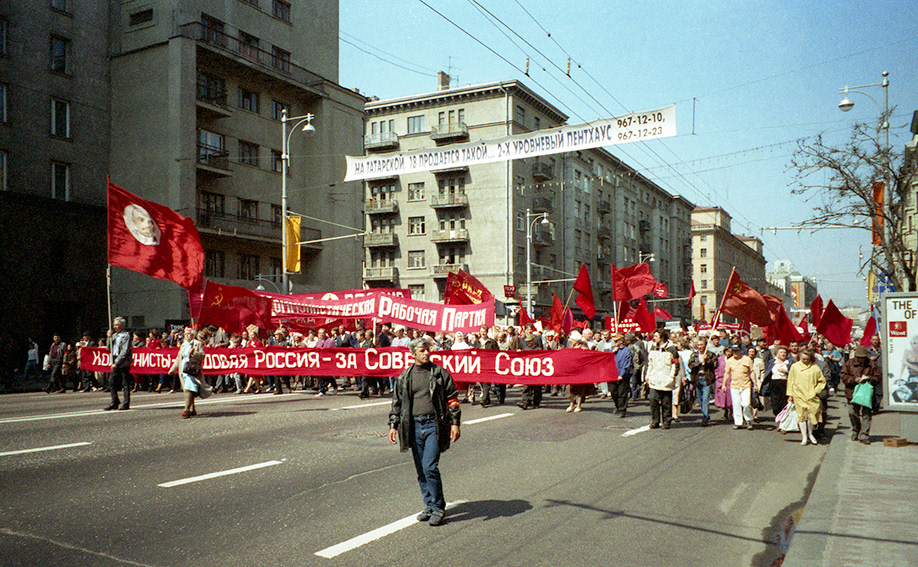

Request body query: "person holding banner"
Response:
[388, 337, 461, 526]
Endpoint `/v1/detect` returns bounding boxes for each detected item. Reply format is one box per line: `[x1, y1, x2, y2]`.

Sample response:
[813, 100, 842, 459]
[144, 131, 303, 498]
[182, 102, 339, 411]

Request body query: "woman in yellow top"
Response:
[787, 348, 826, 446]
[722, 347, 754, 430]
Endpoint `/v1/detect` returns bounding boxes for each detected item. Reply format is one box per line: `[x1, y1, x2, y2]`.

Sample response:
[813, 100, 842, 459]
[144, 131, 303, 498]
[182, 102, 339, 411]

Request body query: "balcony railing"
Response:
[432, 263, 469, 278]
[196, 208, 280, 241]
[365, 232, 397, 247]
[430, 193, 469, 208]
[531, 195, 553, 213]
[430, 121, 468, 142]
[531, 226, 553, 247]
[196, 144, 232, 175]
[431, 228, 469, 243]
[363, 266, 397, 282]
[532, 161, 554, 181]
[365, 199, 398, 214]
[364, 131, 399, 151]
[598, 200, 612, 214]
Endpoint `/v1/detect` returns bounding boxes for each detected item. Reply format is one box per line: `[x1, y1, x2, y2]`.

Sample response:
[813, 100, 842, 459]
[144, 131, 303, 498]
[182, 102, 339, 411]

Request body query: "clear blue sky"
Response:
[337, 0, 917, 308]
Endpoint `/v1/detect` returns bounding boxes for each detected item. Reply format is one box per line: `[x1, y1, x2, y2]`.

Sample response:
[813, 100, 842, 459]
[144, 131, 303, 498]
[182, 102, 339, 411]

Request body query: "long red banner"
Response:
[80, 347, 618, 385]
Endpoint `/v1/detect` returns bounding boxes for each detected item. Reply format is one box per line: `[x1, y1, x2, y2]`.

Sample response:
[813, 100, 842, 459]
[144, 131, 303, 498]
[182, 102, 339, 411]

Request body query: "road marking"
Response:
[315, 500, 466, 559]
[332, 400, 391, 411]
[718, 482, 749, 514]
[0, 441, 91, 457]
[621, 424, 651, 437]
[158, 460, 283, 488]
[464, 413, 514, 425]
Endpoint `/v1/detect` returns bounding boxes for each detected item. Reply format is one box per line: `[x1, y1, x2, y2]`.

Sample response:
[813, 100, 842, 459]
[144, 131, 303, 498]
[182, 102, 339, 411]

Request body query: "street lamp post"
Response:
[525, 208, 550, 318]
[281, 109, 316, 295]
[639, 252, 655, 263]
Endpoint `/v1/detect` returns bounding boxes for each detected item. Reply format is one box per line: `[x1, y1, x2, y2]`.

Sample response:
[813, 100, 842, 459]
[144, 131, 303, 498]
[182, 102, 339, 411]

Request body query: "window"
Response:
[51, 162, 69, 200]
[408, 216, 426, 235]
[239, 32, 259, 59]
[0, 151, 6, 191]
[0, 83, 6, 123]
[50, 99, 69, 137]
[514, 105, 525, 125]
[700, 248, 707, 258]
[408, 182, 425, 201]
[271, 257, 282, 278]
[271, 204, 282, 225]
[438, 212, 465, 231]
[516, 246, 525, 267]
[407, 115, 424, 134]
[700, 234, 707, 241]
[129, 9, 153, 26]
[700, 264, 708, 274]
[51, 0, 69, 12]
[701, 279, 708, 290]
[271, 46, 290, 71]
[516, 211, 524, 231]
[437, 175, 465, 196]
[202, 191, 225, 215]
[197, 73, 226, 106]
[239, 253, 260, 280]
[0, 18, 6, 56]
[440, 246, 465, 266]
[239, 199, 257, 220]
[238, 141, 259, 166]
[198, 130, 225, 165]
[700, 295, 708, 305]
[273, 0, 291, 22]
[371, 217, 393, 233]
[238, 88, 259, 113]
[201, 15, 225, 46]
[271, 149, 283, 172]
[533, 116, 540, 130]
[408, 250, 425, 269]
[370, 249, 394, 268]
[51, 36, 69, 74]
[515, 175, 525, 196]
[370, 183, 394, 202]
[408, 284, 425, 302]
[271, 100, 289, 121]
[205, 250, 225, 278]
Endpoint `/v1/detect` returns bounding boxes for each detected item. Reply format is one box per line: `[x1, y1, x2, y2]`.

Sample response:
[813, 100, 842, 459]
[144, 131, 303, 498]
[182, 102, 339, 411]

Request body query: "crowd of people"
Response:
[5, 321, 884, 441]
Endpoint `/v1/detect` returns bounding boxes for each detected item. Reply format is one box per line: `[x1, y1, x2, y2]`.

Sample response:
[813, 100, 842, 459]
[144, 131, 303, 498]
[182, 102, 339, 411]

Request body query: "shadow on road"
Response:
[445, 499, 533, 524]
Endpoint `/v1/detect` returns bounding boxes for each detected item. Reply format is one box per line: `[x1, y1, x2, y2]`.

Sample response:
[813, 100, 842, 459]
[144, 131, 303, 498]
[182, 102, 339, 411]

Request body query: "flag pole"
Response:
[712, 267, 736, 331]
[106, 264, 112, 330]
[105, 177, 112, 331]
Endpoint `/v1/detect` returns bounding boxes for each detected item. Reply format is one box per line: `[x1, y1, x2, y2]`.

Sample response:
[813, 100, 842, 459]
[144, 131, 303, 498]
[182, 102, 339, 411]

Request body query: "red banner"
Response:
[79, 347, 619, 385]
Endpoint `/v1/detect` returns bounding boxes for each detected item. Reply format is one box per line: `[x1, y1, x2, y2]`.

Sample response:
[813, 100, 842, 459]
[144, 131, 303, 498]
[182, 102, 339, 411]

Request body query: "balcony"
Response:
[365, 199, 398, 215]
[432, 263, 469, 279]
[532, 161, 555, 181]
[531, 226, 553, 247]
[365, 232, 397, 247]
[196, 208, 279, 241]
[364, 131, 399, 152]
[531, 195, 553, 213]
[431, 228, 469, 243]
[196, 92, 232, 120]
[597, 249, 613, 265]
[430, 193, 469, 208]
[196, 145, 232, 177]
[430, 121, 468, 143]
[639, 219, 651, 233]
[363, 266, 397, 283]
[598, 199, 612, 214]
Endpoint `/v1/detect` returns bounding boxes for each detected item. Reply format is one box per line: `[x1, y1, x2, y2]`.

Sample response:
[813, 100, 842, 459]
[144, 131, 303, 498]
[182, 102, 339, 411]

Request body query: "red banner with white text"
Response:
[80, 347, 618, 384]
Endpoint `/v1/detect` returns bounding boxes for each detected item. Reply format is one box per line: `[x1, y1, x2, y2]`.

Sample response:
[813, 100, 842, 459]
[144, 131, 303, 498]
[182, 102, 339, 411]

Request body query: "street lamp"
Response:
[281, 109, 316, 295]
[525, 208, 550, 318]
[639, 252, 655, 263]
[254, 274, 281, 293]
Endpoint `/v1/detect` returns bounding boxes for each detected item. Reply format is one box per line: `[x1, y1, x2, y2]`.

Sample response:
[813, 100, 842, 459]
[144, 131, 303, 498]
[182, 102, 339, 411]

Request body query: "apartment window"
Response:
[440, 246, 465, 266]
[700, 234, 707, 241]
[700, 264, 708, 274]
[701, 279, 708, 290]
[516, 211, 524, 231]
[271, 100, 289, 121]
[271, 204, 282, 225]
[271, 257, 282, 278]
[0, 83, 6, 123]
[516, 246, 525, 267]
[205, 250, 225, 278]
[51, 36, 69, 74]
[202, 191, 225, 215]
[514, 105, 525, 125]
[271, 46, 290, 71]
[197, 73, 226, 106]
[533, 116, 540, 130]
[129, 9, 153, 26]
[273, 0, 291, 22]
[239, 253, 260, 280]
[50, 99, 69, 137]
[50, 162, 69, 200]
[407, 115, 424, 134]
[408, 216, 426, 235]
[0, 18, 6, 56]
[408, 284, 425, 302]
[238, 141, 259, 166]
[238, 88, 259, 113]
[408, 251, 426, 269]
[198, 130, 225, 167]
[437, 175, 465, 196]
[700, 248, 708, 258]
[370, 183, 394, 202]
[584, 205, 591, 223]
[408, 182, 425, 201]
[0, 151, 6, 191]
[51, 0, 69, 12]
[515, 175, 525, 196]
[370, 249, 393, 268]
[271, 149, 283, 172]
[239, 199, 258, 220]
[202, 15, 225, 46]
[700, 295, 708, 305]
[438, 212, 465, 231]
[239, 32, 259, 59]
[371, 217, 393, 233]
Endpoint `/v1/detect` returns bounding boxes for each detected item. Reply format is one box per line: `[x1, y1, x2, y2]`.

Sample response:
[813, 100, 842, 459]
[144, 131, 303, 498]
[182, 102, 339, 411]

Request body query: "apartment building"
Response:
[361, 75, 694, 323]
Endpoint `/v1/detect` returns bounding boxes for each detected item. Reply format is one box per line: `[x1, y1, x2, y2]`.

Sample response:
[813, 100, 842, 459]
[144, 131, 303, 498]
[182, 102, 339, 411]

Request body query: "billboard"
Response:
[881, 292, 918, 412]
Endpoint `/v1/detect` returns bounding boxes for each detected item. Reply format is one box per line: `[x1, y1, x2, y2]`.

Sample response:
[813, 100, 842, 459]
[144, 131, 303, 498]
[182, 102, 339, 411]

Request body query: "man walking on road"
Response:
[104, 317, 133, 411]
[388, 337, 461, 526]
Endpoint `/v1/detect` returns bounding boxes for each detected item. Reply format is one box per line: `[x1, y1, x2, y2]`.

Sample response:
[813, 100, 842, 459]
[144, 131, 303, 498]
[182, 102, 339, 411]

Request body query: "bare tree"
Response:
[789, 114, 916, 292]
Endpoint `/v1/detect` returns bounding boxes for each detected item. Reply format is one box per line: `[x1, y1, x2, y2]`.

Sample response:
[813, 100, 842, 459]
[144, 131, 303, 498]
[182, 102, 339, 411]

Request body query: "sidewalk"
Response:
[784, 406, 918, 566]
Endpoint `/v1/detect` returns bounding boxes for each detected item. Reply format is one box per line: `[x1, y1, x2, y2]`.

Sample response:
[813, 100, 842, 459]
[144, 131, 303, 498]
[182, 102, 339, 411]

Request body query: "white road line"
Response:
[158, 460, 283, 488]
[621, 424, 651, 437]
[464, 413, 514, 425]
[332, 400, 391, 411]
[315, 500, 466, 559]
[0, 442, 92, 457]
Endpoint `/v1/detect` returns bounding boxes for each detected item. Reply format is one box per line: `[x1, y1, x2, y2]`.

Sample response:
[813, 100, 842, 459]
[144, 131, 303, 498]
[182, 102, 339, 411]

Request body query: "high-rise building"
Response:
[361, 75, 694, 324]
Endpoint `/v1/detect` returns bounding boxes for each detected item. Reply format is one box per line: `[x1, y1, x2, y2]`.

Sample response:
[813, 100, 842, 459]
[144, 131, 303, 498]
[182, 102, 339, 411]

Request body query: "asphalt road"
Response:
[0, 386, 836, 567]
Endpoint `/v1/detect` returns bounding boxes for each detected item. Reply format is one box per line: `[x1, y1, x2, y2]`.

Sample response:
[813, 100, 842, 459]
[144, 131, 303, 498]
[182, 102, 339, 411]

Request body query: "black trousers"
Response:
[649, 388, 673, 426]
[109, 367, 132, 408]
[769, 380, 788, 415]
[848, 401, 872, 435]
[521, 385, 542, 408]
[613, 375, 631, 413]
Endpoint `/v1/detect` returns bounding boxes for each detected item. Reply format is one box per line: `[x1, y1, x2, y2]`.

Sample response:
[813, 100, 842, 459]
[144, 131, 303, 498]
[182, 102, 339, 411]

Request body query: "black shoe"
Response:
[428, 509, 445, 526]
[517, 401, 530, 410]
[662, 423, 671, 430]
[103, 405, 117, 411]
[649, 423, 660, 429]
[701, 419, 710, 427]
[416, 509, 432, 522]
[859, 436, 871, 445]
[480, 401, 491, 408]
[851, 431, 860, 441]
[118, 405, 130, 410]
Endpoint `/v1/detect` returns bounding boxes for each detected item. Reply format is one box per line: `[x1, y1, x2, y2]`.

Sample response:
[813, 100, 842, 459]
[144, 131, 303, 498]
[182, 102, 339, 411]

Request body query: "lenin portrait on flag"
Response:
[123, 204, 162, 246]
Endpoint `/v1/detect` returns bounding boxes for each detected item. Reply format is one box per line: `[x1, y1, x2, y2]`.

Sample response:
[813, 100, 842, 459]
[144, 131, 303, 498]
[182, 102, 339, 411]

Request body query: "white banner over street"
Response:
[344, 105, 676, 182]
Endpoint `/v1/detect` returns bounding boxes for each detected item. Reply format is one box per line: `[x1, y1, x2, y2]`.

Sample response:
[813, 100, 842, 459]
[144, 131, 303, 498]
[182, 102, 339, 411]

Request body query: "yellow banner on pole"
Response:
[867, 270, 876, 303]
[285, 215, 301, 273]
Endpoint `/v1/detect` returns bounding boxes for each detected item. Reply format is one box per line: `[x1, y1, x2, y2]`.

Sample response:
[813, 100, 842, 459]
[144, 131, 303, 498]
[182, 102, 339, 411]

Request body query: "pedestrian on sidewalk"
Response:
[787, 348, 826, 446]
[840, 345, 881, 444]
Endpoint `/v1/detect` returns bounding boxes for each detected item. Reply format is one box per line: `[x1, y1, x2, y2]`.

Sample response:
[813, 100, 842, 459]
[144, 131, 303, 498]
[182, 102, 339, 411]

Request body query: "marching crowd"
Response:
[8, 321, 883, 442]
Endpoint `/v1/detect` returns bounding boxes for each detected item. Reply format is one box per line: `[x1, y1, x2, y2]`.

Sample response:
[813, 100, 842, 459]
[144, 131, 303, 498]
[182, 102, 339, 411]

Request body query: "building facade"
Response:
[767, 260, 818, 319]
[362, 75, 694, 324]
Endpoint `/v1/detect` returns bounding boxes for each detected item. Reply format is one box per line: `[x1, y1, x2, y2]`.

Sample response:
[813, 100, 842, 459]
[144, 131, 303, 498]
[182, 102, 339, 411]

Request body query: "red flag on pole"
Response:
[549, 294, 564, 333]
[687, 280, 696, 307]
[652, 282, 668, 298]
[611, 263, 658, 301]
[652, 306, 673, 320]
[761, 294, 784, 319]
[107, 181, 204, 290]
[810, 295, 824, 327]
[816, 300, 853, 347]
[444, 269, 493, 305]
[573, 264, 596, 319]
[635, 297, 657, 333]
[860, 310, 877, 347]
[720, 269, 773, 327]
[518, 297, 533, 326]
[771, 304, 804, 346]
[562, 306, 574, 335]
[798, 317, 812, 343]
[197, 281, 273, 334]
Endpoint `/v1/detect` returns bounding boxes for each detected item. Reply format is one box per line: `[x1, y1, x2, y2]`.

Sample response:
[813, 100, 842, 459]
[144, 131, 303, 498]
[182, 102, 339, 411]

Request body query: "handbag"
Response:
[777, 402, 799, 432]
[851, 381, 874, 407]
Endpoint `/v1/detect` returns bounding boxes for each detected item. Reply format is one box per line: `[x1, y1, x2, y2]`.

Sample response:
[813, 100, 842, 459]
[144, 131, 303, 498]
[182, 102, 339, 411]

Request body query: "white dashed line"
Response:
[0, 442, 92, 457]
[621, 424, 651, 437]
[158, 460, 283, 488]
[464, 413, 514, 425]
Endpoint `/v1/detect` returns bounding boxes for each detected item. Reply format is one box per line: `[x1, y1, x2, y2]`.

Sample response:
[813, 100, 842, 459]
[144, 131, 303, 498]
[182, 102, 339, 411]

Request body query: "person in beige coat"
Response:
[787, 348, 826, 445]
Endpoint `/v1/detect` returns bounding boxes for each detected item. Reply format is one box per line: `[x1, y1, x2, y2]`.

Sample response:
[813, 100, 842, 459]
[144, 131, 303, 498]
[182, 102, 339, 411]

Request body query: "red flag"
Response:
[107, 181, 204, 290]
[549, 294, 564, 333]
[611, 263, 658, 301]
[198, 281, 273, 334]
[810, 295, 824, 327]
[720, 269, 773, 327]
[573, 264, 596, 319]
[761, 294, 784, 319]
[562, 306, 574, 335]
[816, 300, 853, 347]
[518, 298, 533, 326]
[771, 304, 804, 346]
[652, 282, 668, 298]
[444, 269, 493, 305]
[687, 280, 696, 307]
[635, 297, 657, 333]
[618, 301, 637, 320]
[798, 317, 812, 343]
[652, 306, 673, 320]
[861, 312, 877, 347]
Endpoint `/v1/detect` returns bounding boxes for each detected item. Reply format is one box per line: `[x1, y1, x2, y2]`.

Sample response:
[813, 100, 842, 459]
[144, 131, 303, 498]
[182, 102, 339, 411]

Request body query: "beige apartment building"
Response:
[362, 75, 694, 324]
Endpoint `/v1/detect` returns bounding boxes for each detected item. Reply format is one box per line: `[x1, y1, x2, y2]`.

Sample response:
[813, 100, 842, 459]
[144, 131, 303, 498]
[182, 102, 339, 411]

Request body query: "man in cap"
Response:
[611, 333, 633, 417]
[839, 345, 881, 444]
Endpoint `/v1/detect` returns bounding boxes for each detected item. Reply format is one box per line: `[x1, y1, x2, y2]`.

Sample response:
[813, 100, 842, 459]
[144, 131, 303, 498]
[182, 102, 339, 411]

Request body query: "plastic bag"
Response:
[776, 401, 799, 432]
